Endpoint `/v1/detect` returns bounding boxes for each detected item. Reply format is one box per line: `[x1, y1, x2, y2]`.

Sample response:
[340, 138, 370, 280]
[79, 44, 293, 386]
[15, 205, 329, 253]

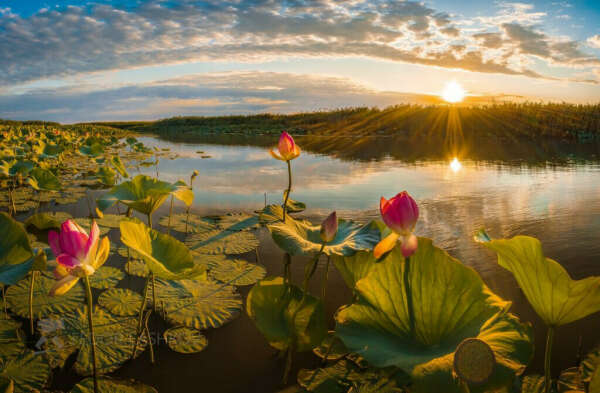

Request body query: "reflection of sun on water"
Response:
[450, 157, 462, 172]
[442, 81, 466, 103]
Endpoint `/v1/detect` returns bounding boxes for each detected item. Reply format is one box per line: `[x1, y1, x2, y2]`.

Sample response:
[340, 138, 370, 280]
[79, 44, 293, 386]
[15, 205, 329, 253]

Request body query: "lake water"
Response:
[98, 135, 600, 391]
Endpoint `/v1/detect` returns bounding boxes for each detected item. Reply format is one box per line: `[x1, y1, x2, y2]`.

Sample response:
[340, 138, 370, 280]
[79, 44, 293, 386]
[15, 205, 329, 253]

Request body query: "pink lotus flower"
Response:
[320, 211, 338, 243]
[374, 191, 419, 258]
[48, 220, 110, 296]
[270, 131, 301, 161]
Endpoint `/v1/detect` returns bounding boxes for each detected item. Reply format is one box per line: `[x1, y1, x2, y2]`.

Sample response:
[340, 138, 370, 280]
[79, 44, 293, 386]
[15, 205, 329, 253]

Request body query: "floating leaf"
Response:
[164, 326, 208, 354]
[0, 320, 25, 362]
[332, 250, 377, 289]
[98, 288, 143, 317]
[88, 266, 125, 289]
[185, 229, 259, 255]
[246, 276, 326, 351]
[124, 259, 149, 278]
[208, 258, 266, 286]
[27, 168, 61, 191]
[211, 212, 260, 232]
[0, 213, 34, 285]
[6, 275, 85, 319]
[156, 278, 242, 329]
[95, 214, 124, 228]
[267, 215, 379, 257]
[117, 247, 142, 260]
[335, 238, 533, 393]
[158, 213, 217, 234]
[0, 351, 50, 393]
[24, 211, 72, 230]
[70, 377, 157, 393]
[476, 230, 600, 326]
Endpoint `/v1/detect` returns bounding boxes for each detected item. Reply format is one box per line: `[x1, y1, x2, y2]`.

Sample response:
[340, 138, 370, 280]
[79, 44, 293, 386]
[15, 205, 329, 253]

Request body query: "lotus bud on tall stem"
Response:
[270, 132, 300, 223]
[185, 170, 198, 234]
[282, 161, 292, 223]
[544, 326, 555, 393]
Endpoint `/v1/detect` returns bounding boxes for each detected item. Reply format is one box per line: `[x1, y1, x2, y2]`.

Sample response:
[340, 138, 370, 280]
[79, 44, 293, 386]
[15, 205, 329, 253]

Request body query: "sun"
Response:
[441, 81, 466, 103]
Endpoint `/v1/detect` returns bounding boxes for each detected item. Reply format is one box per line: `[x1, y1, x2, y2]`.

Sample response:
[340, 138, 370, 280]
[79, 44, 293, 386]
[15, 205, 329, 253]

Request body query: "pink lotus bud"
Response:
[270, 131, 301, 161]
[400, 234, 418, 257]
[380, 191, 419, 236]
[320, 211, 338, 243]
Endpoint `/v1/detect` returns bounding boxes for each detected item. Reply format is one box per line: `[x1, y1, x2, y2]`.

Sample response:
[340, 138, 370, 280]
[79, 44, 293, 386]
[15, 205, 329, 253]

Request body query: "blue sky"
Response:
[0, 0, 599, 122]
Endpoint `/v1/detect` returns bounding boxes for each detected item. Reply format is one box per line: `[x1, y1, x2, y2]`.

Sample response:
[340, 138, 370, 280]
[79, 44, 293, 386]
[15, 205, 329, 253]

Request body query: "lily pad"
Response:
[6, 275, 85, 319]
[95, 214, 125, 228]
[88, 266, 125, 289]
[159, 213, 217, 234]
[211, 213, 260, 232]
[208, 258, 266, 286]
[0, 320, 25, 362]
[267, 215, 379, 257]
[71, 377, 157, 393]
[124, 259, 149, 278]
[164, 326, 208, 354]
[335, 238, 533, 393]
[155, 278, 242, 329]
[0, 351, 50, 393]
[98, 288, 143, 317]
[185, 229, 259, 255]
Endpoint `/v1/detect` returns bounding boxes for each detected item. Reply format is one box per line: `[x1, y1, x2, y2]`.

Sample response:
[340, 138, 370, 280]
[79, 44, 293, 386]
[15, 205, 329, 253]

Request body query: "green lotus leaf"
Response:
[246, 276, 327, 351]
[332, 250, 377, 289]
[88, 266, 125, 289]
[155, 278, 242, 329]
[27, 168, 61, 191]
[164, 326, 208, 354]
[98, 288, 143, 317]
[79, 143, 104, 157]
[0, 320, 25, 362]
[109, 155, 129, 178]
[70, 377, 158, 393]
[258, 204, 285, 224]
[24, 211, 72, 230]
[476, 230, 600, 326]
[42, 143, 63, 157]
[0, 351, 50, 393]
[335, 238, 533, 393]
[38, 307, 145, 375]
[120, 219, 206, 280]
[0, 213, 34, 285]
[97, 175, 192, 214]
[95, 214, 124, 228]
[6, 275, 85, 319]
[267, 215, 379, 257]
[96, 166, 117, 187]
[286, 198, 306, 213]
[8, 161, 34, 177]
[158, 213, 217, 234]
[208, 257, 266, 286]
[117, 246, 142, 259]
[210, 212, 260, 232]
[185, 229, 259, 255]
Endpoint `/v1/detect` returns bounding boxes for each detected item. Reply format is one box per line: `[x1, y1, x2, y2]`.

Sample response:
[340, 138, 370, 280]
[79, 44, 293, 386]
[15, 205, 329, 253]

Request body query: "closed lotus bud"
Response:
[192, 170, 199, 179]
[270, 131, 301, 161]
[320, 211, 338, 243]
[400, 234, 418, 258]
[380, 191, 419, 236]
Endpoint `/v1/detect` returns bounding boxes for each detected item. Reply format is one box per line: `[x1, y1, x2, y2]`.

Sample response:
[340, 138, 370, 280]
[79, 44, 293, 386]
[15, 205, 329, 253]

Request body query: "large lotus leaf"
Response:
[38, 307, 145, 375]
[8, 161, 34, 177]
[164, 326, 208, 354]
[158, 213, 217, 234]
[0, 320, 25, 362]
[267, 215, 379, 257]
[96, 166, 116, 187]
[0, 213, 33, 284]
[335, 238, 532, 393]
[208, 257, 266, 286]
[109, 156, 129, 178]
[0, 351, 50, 393]
[97, 175, 192, 214]
[27, 168, 61, 191]
[155, 278, 242, 329]
[98, 288, 143, 317]
[476, 230, 600, 326]
[24, 211, 72, 230]
[332, 250, 377, 289]
[42, 143, 63, 157]
[71, 377, 157, 393]
[88, 266, 125, 289]
[185, 229, 259, 255]
[120, 219, 205, 280]
[246, 276, 327, 352]
[95, 214, 124, 229]
[6, 275, 85, 319]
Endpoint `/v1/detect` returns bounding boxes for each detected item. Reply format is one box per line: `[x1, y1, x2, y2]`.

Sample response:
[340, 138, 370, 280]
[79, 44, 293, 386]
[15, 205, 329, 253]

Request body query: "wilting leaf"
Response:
[208, 257, 266, 286]
[336, 238, 533, 393]
[312, 331, 350, 361]
[98, 288, 143, 317]
[164, 326, 208, 354]
[332, 250, 377, 289]
[88, 266, 125, 289]
[156, 278, 242, 329]
[0, 351, 50, 393]
[27, 168, 61, 191]
[0, 213, 34, 285]
[246, 276, 327, 351]
[185, 229, 259, 255]
[109, 156, 129, 178]
[120, 219, 206, 280]
[267, 215, 379, 257]
[70, 377, 158, 393]
[476, 230, 600, 326]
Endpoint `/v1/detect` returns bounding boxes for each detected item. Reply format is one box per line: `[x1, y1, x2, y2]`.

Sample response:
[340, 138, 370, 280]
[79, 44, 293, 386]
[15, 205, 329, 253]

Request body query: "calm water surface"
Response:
[110, 135, 600, 392]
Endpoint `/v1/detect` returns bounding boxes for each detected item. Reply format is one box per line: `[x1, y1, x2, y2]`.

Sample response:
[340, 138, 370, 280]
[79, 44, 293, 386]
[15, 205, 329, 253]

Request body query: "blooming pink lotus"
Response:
[270, 131, 301, 161]
[48, 220, 110, 296]
[320, 211, 338, 243]
[374, 191, 419, 258]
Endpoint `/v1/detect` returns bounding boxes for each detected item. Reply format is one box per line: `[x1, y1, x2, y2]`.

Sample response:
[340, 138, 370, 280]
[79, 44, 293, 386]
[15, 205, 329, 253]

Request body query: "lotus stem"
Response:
[151, 272, 157, 315]
[283, 346, 293, 385]
[144, 310, 155, 364]
[282, 160, 292, 223]
[133, 276, 150, 358]
[83, 276, 99, 393]
[2, 287, 8, 318]
[28, 271, 36, 335]
[544, 326, 555, 393]
[283, 253, 291, 285]
[321, 255, 331, 301]
[404, 256, 415, 335]
[167, 196, 174, 235]
[147, 213, 152, 229]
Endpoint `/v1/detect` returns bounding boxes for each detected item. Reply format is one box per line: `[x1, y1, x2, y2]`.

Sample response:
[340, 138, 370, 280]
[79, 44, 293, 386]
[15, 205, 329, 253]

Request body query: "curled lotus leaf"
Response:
[0, 213, 34, 285]
[98, 288, 143, 317]
[164, 326, 208, 354]
[246, 276, 327, 352]
[185, 229, 259, 255]
[0, 351, 50, 393]
[267, 214, 380, 257]
[70, 377, 157, 393]
[88, 266, 125, 289]
[335, 238, 533, 393]
[476, 230, 600, 326]
[557, 367, 585, 393]
[158, 213, 217, 234]
[155, 278, 242, 329]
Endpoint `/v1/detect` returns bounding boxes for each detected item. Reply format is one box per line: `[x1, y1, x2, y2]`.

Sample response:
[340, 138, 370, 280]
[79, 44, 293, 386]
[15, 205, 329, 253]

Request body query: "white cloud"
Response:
[588, 35, 600, 49]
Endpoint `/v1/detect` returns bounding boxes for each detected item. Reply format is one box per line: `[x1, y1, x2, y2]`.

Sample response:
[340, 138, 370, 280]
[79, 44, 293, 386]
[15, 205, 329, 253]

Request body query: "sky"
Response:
[0, 0, 599, 123]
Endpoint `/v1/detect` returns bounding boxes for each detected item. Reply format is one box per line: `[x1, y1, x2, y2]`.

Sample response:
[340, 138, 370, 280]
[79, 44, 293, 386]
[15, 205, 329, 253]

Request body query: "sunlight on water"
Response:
[450, 157, 462, 172]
